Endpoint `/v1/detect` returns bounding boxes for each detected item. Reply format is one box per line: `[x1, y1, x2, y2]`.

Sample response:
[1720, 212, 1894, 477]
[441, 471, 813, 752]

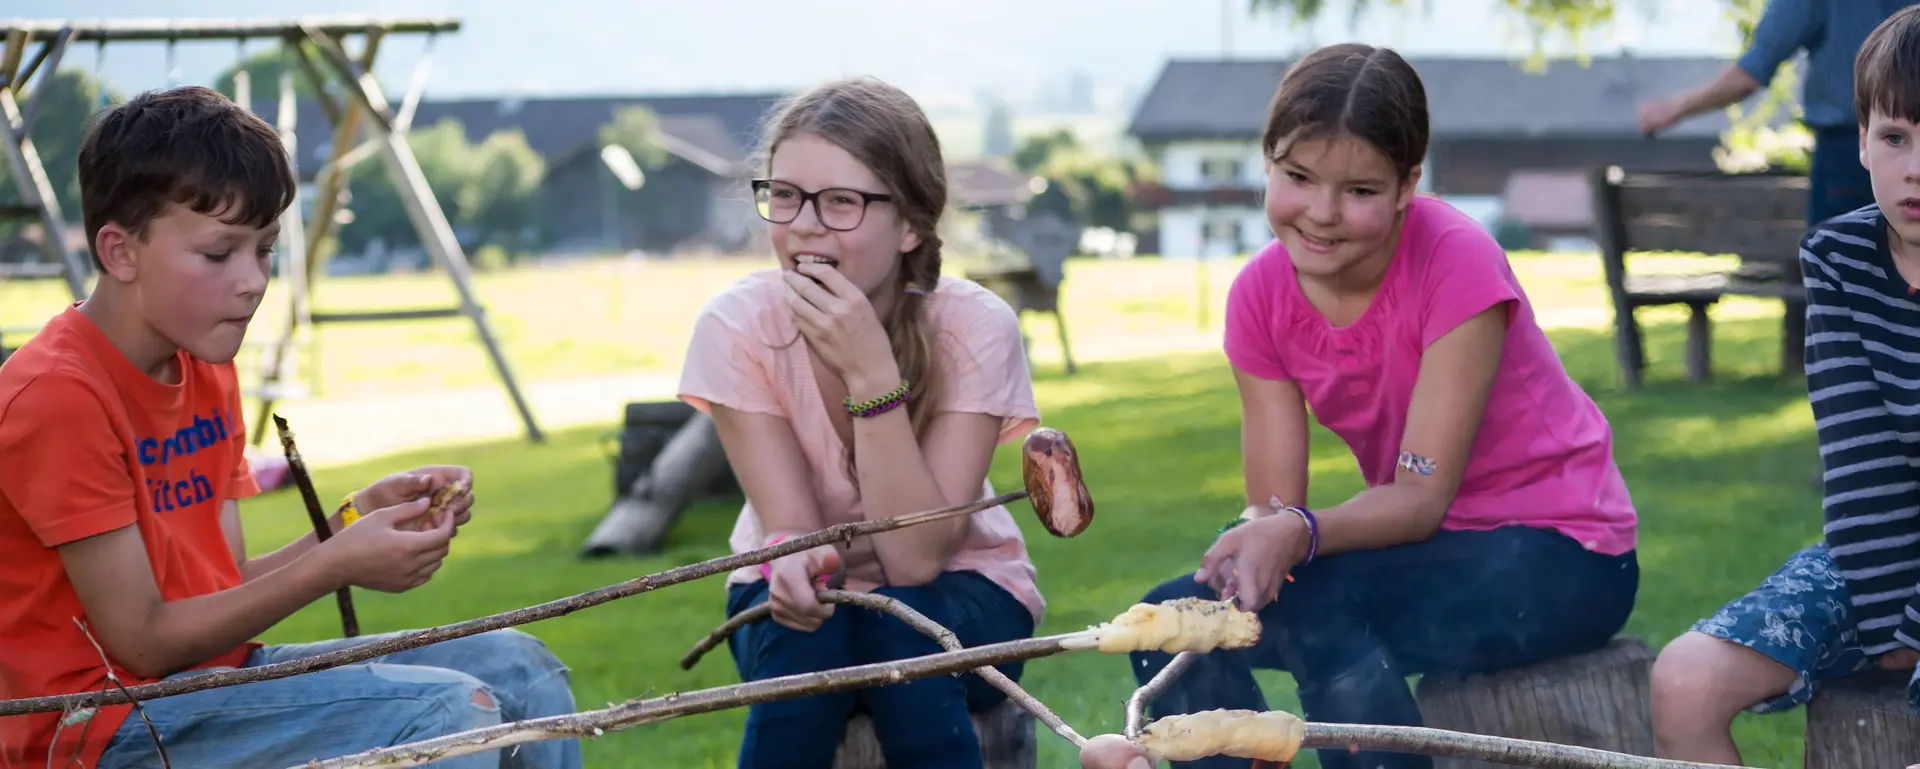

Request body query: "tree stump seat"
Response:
[1805, 667, 1920, 769]
[1413, 636, 1655, 768]
[831, 697, 1036, 769]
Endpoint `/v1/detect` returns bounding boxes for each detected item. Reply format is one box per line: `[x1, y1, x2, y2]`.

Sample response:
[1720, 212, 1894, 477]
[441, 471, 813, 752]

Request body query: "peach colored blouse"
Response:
[677, 269, 1046, 623]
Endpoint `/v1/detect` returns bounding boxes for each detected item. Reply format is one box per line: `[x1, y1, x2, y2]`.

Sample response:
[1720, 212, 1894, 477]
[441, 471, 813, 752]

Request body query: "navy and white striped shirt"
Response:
[1803, 204, 1920, 656]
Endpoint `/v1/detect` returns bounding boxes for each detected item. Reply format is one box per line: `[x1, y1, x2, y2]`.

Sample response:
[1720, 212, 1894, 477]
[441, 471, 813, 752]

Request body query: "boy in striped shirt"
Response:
[1645, 6, 1920, 765]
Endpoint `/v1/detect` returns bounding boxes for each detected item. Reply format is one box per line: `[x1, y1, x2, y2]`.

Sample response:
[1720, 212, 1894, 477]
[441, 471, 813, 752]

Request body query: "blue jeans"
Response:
[1808, 125, 1874, 226]
[724, 570, 1036, 769]
[96, 628, 580, 769]
[1131, 526, 1639, 769]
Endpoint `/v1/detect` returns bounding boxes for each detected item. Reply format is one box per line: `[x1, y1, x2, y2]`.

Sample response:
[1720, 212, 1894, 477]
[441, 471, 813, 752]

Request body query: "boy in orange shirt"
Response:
[0, 86, 580, 768]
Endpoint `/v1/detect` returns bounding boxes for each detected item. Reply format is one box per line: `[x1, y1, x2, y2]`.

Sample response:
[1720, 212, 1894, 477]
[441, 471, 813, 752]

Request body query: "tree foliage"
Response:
[1012, 128, 1160, 232]
[1245, 0, 1806, 171]
[0, 68, 121, 255]
[212, 44, 328, 105]
[596, 105, 673, 170]
[336, 118, 546, 265]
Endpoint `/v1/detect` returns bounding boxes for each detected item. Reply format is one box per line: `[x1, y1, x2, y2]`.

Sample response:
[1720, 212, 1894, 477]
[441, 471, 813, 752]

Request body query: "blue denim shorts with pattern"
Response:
[1689, 541, 1873, 713]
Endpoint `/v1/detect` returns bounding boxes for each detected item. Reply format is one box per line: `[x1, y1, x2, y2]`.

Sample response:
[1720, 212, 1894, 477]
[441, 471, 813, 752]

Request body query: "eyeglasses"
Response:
[751, 179, 894, 231]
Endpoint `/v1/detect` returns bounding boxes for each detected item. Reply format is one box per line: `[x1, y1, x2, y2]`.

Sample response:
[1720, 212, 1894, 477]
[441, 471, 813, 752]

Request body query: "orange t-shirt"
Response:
[0, 306, 260, 768]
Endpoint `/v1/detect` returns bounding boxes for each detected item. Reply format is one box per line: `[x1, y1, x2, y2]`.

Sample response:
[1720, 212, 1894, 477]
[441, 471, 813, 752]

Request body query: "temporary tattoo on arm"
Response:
[1398, 450, 1436, 476]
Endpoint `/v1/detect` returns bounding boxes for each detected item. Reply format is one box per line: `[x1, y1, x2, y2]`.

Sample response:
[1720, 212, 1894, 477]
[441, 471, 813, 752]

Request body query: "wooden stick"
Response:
[1299, 724, 1745, 769]
[680, 588, 1085, 746]
[270, 413, 358, 638]
[0, 491, 1024, 717]
[1126, 650, 1195, 739]
[73, 619, 170, 769]
[1122, 649, 1741, 768]
[298, 635, 1742, 769]
[297, 628, 1114, 768]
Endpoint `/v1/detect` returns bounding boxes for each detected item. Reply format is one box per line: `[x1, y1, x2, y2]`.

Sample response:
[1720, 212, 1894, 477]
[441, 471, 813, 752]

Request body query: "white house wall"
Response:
[1157, 207, 1270, 260]
[1160, 140, 1267, 188]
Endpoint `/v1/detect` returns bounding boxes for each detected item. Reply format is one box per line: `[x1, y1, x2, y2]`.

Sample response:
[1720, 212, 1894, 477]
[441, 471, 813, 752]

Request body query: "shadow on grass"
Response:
[237, 313, 1821, 769]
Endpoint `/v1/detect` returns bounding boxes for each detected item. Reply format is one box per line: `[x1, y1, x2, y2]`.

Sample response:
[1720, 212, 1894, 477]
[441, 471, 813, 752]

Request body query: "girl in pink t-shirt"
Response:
[675, 78, 1044, 769]
[1114, 43, 1641, 769]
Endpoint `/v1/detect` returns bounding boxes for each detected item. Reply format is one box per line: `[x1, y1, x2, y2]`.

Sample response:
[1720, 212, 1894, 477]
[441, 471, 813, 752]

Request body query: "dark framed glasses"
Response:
[751, 179, 894, 231]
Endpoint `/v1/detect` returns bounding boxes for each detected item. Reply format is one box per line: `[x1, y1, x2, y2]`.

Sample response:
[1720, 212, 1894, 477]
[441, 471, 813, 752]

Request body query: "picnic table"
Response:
[961, 212, 1081, 375]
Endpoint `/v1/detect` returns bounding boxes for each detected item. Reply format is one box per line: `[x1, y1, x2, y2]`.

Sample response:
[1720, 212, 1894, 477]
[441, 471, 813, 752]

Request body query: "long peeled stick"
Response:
[1118, 710, 1743, 769]
[1124, 646, 1741, 769]
[271, 414, 358, 638]
[0, 426, 1096, 718]
[298, 598, 1258, 768]
[681, 589, 1087, 746]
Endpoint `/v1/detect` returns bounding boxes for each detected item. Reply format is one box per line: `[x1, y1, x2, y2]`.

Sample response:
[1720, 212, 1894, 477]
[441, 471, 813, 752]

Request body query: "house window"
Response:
[1203, 218, 1242, 254]
[1200, 158, 1242, 186]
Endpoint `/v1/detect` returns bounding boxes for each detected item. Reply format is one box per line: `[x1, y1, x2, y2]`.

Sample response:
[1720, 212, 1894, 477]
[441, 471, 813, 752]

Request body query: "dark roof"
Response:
[948, 159, 1041, 208]
[249, 91, 788, 179]
[1128, 55, 1774, 142]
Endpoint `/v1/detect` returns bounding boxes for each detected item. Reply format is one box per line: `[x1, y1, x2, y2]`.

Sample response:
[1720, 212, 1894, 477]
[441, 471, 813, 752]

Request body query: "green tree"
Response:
[0, 68, 120, 215]
[596, 105, 672, 170]
[212, 44, 327, 105]
[1246, 0, 1766, 62]
[1245, 0, 1803, 171]
[337, 117, 476, 257]
[1012, 128, 1080, 173]
[1011, 129, 1160, 232]
[457, 130, 547, 260]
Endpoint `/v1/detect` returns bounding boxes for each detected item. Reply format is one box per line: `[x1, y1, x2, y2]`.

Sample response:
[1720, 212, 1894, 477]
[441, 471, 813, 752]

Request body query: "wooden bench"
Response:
[831, 697, 1036, 769]
[1805, 668, 1920, 769]
[1588, 166, 1811, 389]
[1414, 636, 1655, 769]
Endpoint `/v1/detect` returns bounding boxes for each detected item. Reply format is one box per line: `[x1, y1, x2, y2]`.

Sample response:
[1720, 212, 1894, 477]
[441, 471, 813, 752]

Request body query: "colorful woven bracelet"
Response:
[845, 380, 911, 418]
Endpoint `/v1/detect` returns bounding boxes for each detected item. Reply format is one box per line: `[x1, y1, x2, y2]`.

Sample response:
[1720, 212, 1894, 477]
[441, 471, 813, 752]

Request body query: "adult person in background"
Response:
[1637, 0, 1917, 227]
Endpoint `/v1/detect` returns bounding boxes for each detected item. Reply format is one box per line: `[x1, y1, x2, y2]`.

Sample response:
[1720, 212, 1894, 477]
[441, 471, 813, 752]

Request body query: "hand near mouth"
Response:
[784, 262, 898, 390]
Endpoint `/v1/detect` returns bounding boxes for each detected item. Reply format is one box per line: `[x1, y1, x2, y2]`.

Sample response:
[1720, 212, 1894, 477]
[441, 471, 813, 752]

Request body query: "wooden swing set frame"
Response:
[0, 15, 544, 445]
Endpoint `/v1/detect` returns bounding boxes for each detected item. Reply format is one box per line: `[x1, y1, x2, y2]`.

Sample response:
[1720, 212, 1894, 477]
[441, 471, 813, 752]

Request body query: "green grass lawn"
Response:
[231, 303, 1825, 768]
[0, 250, 1763, 402]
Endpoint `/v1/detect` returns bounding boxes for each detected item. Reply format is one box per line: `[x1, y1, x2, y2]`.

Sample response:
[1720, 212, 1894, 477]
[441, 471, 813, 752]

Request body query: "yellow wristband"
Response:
[337, 493, 362, 527]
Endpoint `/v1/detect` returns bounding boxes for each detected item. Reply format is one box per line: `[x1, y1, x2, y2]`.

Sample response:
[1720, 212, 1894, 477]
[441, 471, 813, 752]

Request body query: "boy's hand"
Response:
[320, 497, 455, 593]
[355, 466, 475, 530]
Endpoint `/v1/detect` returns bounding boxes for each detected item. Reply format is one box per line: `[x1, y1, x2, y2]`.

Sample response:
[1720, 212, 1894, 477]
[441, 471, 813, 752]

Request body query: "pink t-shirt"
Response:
[678, 269, 1047, 623]
[1223, 196, 1637, 555]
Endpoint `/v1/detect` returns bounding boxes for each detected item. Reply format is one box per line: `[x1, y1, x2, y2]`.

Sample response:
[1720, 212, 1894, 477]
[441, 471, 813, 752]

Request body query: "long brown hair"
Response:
[758, 77, 949, 439]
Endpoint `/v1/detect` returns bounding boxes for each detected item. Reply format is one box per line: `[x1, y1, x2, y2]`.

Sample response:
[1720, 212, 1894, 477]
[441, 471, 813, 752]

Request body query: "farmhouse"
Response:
[1126, 54, 1775, 257]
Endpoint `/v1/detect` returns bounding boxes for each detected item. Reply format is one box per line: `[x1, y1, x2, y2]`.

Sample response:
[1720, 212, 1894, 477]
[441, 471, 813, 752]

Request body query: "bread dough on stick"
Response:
[1139, 709, 1306, 763]
[1089, 598, 1261, 654]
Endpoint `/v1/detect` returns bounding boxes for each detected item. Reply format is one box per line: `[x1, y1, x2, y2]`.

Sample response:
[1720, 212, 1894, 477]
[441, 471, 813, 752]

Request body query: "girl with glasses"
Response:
[676, 77, 1046, 769]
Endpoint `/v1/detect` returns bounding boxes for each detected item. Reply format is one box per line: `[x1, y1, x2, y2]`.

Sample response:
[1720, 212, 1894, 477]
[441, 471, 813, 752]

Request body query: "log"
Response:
[831, 698, 1037, 769]
[1413, 636, 1654, 769]
[581, 409, 736, 556]
[1805, 667, 1920, 769]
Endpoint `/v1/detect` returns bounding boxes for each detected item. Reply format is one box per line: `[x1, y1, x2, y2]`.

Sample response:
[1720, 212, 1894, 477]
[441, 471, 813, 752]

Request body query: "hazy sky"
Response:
[20, 0, 1747, 108]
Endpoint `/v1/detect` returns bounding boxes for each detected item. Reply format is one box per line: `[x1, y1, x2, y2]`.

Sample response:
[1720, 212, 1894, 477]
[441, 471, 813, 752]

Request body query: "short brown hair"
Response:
[1856, 4, 1920, 127]
[1263, 43, 1429, 180]
[77, 85, 296, 270]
